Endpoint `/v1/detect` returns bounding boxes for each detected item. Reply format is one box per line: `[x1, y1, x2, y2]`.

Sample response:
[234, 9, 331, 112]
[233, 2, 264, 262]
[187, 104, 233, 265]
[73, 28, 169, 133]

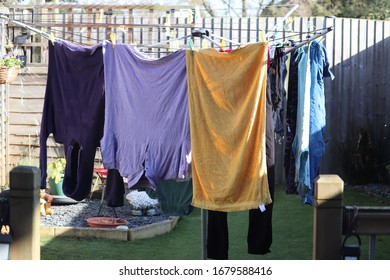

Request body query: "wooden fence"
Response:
[0, 4, 389, 188]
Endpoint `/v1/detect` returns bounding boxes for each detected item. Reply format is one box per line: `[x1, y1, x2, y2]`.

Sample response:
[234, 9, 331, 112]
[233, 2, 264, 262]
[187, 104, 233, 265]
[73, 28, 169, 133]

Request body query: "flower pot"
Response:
[0, 66, 20, 84]
[48, 176, 64, 196]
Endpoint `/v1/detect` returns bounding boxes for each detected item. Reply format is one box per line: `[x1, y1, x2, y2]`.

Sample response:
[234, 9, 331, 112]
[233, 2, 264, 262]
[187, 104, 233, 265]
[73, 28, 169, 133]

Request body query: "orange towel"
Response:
[187, 42, 272, 212]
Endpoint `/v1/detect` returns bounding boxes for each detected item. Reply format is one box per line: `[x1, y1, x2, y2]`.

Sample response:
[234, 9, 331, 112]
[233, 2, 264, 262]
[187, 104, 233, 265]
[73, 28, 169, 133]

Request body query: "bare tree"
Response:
[242, 0, 246, 17]
[193, 0, 389, 19]
[219, 0, 240, 16]
[201, 0, 215, 17]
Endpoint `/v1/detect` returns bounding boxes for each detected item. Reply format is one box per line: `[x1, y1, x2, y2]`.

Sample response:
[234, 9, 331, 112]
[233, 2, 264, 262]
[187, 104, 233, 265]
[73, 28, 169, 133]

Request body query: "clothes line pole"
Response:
[0, 16, 5, 186]
[282, 26, 333, 55]
[201, 208, 207, 259]
[265, 4, 300, 40]
[0, 14, 59, 41]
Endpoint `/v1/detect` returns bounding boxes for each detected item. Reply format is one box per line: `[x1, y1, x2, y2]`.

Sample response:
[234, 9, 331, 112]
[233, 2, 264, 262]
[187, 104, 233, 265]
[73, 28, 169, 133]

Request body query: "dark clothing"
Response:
[207, 210, 229, 260]
[284, 49, 300, 194]
[40, 41, 124, 205]
[40, 40, 105, 201]
[206, 166, 275, 259]
[270, 48, 285, 137]
[247, 166, 275, 254]
[40, 41, 118, 205]
[105, 169, 125, 207]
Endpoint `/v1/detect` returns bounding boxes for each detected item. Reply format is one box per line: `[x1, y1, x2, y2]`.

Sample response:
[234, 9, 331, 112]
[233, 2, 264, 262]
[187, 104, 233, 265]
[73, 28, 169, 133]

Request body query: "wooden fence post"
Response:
[313, 174, 344, 260]
[9, 166, 40, 260]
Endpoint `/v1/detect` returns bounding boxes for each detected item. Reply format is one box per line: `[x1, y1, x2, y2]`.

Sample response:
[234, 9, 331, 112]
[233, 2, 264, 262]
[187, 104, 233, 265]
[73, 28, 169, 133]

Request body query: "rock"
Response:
[125, 190, 159, 210]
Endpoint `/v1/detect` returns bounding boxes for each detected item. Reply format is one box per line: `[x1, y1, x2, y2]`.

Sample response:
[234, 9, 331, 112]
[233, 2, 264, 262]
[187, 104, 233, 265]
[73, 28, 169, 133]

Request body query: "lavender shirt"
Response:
[101, 42, 191, 188]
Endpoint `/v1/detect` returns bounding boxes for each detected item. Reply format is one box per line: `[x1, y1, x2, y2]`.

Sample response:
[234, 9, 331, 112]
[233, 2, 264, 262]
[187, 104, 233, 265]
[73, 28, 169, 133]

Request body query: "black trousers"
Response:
[207, 166, 275, 259]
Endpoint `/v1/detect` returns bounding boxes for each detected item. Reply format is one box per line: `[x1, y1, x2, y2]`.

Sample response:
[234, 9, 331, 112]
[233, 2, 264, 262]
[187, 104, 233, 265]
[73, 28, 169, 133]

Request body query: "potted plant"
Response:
[0, 52, 23, 84]
[47, 158, 66, 196]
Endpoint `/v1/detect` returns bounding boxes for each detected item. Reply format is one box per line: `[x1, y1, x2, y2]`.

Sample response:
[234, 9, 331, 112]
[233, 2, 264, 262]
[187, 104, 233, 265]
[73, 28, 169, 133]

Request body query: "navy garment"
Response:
[284, 49, 300, 194]
[105, 169, 125, 207]
[270, 47, 285, 137]
[40, 40, 106, 201]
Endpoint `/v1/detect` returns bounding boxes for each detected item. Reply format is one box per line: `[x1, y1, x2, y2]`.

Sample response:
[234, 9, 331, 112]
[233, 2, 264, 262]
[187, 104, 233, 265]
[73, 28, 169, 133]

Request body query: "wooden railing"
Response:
[314, 175, 390, 260]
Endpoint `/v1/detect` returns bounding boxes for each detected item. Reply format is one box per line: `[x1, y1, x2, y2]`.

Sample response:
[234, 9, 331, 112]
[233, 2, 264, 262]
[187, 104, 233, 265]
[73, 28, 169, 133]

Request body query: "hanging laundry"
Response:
[292, 44, 312, 201]
[306, 40, 335, 205]
[207, 210, 229, 259]
[155, 179, 193, 216]
[39, 40, 107, 201]
[247, 48, 285, 256]
[291, 40, 335, 204]
[187, 42, 272, 212]
[208, 166, 276, 259]
[207, 48, 282, 259]
[101, 42, 191, 189]
[269, 47, 285, 137]
[284, 47, 300, 195]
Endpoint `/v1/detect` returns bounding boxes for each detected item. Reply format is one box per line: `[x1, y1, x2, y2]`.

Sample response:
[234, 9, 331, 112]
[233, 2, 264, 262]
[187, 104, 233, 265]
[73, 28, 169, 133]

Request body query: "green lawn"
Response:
[41, 185, 390, 260]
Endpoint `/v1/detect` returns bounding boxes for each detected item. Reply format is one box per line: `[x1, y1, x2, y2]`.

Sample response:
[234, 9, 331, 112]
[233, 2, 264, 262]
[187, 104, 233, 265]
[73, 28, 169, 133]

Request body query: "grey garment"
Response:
[101, 42, 191, 188]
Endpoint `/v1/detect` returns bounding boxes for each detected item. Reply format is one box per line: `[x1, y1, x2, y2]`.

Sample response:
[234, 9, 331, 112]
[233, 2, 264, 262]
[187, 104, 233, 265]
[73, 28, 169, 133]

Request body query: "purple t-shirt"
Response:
[101, 42, 191, 188]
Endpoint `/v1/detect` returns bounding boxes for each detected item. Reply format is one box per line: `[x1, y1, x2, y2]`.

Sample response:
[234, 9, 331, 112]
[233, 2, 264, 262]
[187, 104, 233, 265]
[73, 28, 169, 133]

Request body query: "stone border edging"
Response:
[40, 216, 179, 241]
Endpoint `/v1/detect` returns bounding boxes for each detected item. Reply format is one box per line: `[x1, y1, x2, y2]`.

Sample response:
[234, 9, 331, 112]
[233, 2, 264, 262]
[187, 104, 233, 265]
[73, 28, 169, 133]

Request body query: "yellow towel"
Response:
[187, 42, 272, 212]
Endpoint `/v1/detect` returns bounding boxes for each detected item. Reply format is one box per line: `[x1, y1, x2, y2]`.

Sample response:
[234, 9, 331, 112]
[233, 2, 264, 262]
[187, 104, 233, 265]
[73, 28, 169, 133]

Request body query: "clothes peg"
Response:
[259, 30, 266, 43]
[98, 9, 104, 24]
[220, 40, 226, 50]
[187, 38, 194, 50]
[187, 38, 194, 55]
[286, 16, 294, 26]
[49, 32, 55, 45]
[306, 21, 317, 38]
[109, 33, 116, 48]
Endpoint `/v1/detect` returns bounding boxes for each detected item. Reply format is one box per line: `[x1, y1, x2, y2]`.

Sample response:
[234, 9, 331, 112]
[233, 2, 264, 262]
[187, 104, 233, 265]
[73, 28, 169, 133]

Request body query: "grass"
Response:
[40, 185, 390, 260]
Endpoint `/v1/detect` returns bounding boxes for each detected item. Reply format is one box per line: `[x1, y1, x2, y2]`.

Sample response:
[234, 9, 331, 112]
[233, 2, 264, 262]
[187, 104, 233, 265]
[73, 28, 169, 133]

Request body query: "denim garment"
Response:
[305, 41, 335, 205]
[292, 45, 311, 201]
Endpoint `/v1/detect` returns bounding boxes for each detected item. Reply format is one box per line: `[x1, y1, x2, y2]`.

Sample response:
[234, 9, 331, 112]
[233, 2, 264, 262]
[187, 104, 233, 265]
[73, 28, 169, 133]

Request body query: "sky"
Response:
[24, 0, 288, 17]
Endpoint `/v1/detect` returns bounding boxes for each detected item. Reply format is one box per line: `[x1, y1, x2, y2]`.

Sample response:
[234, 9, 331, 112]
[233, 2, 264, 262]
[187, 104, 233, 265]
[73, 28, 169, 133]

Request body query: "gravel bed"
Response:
[40, 199, 169, 228]
[344, 183, 390, 198]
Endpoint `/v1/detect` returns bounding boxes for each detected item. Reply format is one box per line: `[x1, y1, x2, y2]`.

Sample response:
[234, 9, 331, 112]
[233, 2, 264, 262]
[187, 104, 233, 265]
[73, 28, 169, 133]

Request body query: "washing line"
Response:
[0, 14, 58, 42]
